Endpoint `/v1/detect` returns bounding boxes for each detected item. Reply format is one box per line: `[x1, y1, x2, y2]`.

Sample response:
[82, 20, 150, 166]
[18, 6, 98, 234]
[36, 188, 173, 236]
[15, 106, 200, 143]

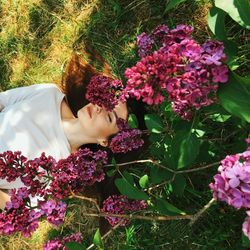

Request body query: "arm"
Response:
[0, 83, 59, 110]
[0, 189, 10, 210]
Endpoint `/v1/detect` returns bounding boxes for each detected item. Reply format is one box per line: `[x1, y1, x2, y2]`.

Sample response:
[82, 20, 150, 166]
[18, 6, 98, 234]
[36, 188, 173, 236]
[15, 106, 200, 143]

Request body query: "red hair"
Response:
[60, 49, 116, 116]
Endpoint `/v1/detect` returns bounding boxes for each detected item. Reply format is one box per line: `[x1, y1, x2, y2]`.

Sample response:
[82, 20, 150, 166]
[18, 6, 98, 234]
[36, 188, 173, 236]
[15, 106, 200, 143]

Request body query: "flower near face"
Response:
[85, 74, 128, 111]
[109, 118, 144, 154]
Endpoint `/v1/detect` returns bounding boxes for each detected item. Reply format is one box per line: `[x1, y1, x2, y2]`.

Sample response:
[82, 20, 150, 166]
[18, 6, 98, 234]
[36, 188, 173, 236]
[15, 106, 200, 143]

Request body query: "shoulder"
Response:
[35, 83, 64, 96]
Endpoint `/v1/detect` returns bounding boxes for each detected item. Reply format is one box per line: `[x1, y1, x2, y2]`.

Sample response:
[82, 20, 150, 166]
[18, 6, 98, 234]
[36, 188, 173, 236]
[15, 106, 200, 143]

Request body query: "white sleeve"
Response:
[0, 83, 59, 110]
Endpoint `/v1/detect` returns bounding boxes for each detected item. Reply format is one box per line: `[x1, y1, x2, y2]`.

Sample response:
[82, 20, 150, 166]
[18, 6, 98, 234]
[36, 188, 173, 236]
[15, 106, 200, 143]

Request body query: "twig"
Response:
[105, 159, 220, 174]
[69, 189, 100, 212]
[78, 212, 193, 221]
[188, 198, 216, 226]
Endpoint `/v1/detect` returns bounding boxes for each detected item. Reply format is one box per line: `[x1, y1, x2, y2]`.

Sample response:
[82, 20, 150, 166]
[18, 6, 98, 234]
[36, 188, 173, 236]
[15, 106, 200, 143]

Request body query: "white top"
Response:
[0, 83, 71, 191]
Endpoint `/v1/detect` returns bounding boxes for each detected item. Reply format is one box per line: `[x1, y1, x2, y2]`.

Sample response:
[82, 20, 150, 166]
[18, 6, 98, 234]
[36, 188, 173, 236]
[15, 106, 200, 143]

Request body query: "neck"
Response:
[61, 117, 97, 152]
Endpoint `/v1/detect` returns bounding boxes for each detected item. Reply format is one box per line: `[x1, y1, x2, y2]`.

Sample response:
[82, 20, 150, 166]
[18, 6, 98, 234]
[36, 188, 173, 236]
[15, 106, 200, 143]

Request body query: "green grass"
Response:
[0, 0, 249, 249]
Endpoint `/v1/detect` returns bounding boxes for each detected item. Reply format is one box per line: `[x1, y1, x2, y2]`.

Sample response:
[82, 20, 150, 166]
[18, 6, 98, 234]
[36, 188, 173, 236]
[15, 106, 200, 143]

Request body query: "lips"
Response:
[87, 106, 92, 118]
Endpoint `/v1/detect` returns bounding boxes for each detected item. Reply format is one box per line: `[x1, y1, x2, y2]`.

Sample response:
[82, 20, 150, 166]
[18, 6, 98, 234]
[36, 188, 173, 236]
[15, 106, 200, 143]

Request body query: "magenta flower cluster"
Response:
[0, 148, 108, 236]
[43, 232, 83, 250]
[109, 118, 144, 154]
[101, 195, 147, 226]
[48, 148, 107, 199]
[0, 187, 41, 237]
[209, 140, 250, 239]
[125, 24, 229, 120]
[86, 74, 127, 111]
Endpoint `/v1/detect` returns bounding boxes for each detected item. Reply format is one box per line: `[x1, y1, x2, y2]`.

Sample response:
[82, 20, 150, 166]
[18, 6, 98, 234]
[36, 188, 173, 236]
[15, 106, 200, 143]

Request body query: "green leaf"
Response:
[93, 229, 104, 249]
[115, 172, 149, 200]
[139, 174, 149, 188]
[144, 114, 164, 133]
[155, 198, 186, 216]
[242, 233, 250, 247]
[218, 72, 250, 122]
[128, 114, 138, 128]
[223, 40, 238, 70]
[209, 113, 231, 122]
[208, 6, 227, 40]
[172, 131, 200, 169]
[65, 242, 86, 250]
[215, 0, 250, 29]
[107, 168, 117, 177]
[164, 0, 187, 13]
[172, 175, 186, 196]
[149, 165, 174, 184]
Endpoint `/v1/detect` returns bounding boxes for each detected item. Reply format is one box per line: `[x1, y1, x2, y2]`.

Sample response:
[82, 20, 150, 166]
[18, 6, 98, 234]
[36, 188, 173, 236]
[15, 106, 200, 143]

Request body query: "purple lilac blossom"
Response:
[0, 188, 42, 237]
[43, 232, 83, 250]
[48, 148, 107, 199]
[137, 32, 155, 58]
[86, 74, 127, 111]
[101, 195, 147, 226]
[40, 200, 67, 227]
[109, 128, 144, 154]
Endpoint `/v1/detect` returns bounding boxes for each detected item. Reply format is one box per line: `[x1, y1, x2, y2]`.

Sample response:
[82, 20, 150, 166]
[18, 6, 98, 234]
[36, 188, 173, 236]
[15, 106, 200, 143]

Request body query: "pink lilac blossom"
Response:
[101, 195, 147, 226]
[43, 232, 83, 250]
[85, 74, 127, 111]
[243, 211, 250, 240]
[125, 24, 229, 120]
[209, 148, 250, 210]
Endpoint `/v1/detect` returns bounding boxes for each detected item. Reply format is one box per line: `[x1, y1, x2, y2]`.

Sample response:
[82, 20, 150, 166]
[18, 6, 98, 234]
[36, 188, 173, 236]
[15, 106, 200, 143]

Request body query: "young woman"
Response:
[0, 52, 128, 210]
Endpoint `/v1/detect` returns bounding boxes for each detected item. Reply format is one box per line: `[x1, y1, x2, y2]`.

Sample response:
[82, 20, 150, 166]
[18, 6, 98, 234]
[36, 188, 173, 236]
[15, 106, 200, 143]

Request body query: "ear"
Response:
[98, 139, 109, 147]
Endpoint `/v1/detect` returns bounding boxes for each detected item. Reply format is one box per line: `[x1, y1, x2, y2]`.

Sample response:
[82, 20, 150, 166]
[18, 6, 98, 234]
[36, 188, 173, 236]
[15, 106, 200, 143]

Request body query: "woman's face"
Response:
[77, 102, 128, 146]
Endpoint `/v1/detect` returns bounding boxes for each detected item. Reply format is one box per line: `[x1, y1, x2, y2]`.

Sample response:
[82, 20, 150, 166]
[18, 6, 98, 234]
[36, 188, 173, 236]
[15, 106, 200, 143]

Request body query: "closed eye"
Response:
[108, 114, 112, 123]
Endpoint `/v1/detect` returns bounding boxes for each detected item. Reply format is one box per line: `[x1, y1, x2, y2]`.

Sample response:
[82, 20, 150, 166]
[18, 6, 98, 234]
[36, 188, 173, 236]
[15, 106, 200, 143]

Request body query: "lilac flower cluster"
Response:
[209, 150, 250, 209]
[0, 188, 41, 237]
[86, 74, 127, 111]
[109, 118, 144, 154]
[40, 200, 67, 227]
[125, 24, 229, 120]
[0, 148, 108, 236]
[48, 148, 107, 199]
[209, 140, 250, 239]
[101, 195, 147, 226]
[43, 232, 83, 250]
